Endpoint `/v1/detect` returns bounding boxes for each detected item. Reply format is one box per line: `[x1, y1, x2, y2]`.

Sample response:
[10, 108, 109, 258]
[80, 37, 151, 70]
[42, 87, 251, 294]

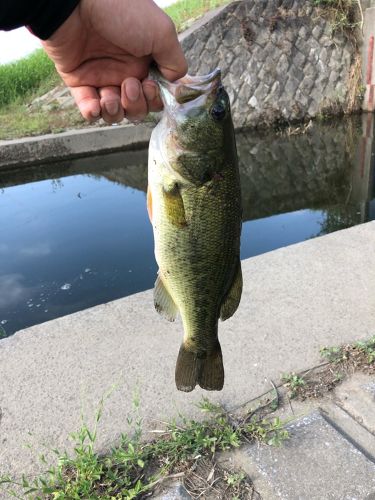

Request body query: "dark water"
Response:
[0, 115, 374, 337]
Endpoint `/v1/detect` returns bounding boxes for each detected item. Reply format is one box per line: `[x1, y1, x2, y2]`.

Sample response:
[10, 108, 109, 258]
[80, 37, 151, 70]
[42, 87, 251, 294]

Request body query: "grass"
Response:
[0, 397, 288, 499]
[0, 49, 58, 108]
[165, 0, 230, 32]
[0, 48, 71, 139]
[0, 104, 85, 140]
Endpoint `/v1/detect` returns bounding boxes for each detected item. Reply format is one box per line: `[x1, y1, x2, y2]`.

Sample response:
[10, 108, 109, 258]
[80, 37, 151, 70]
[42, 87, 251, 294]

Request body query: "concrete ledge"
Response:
[0, 222, 375, 478]
[0, 123, 153, 170]
[362, 7, 375, 112]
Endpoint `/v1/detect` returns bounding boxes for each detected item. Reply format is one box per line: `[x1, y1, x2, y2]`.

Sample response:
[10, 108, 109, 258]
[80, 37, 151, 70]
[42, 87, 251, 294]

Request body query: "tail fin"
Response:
[175, 345, 200, 392]
[175, 343, 224, 392]
[198, 343, 224, 391]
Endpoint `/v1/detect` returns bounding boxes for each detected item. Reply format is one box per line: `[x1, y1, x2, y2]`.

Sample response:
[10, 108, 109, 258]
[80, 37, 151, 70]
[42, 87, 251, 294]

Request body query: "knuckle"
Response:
[160, 14, 177, 38]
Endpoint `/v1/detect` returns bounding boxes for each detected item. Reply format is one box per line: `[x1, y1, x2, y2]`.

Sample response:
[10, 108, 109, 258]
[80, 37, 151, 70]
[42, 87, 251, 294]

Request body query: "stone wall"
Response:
[180, 0, 361, 129]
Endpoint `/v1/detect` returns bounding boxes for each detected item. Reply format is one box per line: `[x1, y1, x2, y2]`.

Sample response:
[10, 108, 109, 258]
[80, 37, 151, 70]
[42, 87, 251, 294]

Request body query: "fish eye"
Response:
[210, 101, 226, 121]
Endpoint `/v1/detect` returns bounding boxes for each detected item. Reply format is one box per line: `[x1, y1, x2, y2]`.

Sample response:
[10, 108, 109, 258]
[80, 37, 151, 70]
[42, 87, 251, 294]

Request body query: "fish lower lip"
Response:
[179, 69, 221, 86]
[157, 69, 223, 107]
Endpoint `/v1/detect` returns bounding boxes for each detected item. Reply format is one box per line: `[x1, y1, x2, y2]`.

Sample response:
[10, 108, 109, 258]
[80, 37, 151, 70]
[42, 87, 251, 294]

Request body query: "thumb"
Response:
[152, 16, 188, 82]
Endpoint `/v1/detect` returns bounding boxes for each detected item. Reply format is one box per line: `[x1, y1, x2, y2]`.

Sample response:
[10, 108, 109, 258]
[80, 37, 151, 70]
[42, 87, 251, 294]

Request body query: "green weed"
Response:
[282, 373, 306, 398]
[224, 470, 246, 487]
[244, 416, 289, 446]
[356, 336, 375, 363]
[320, 346, 348, 363]
[0, 398, 288, 499]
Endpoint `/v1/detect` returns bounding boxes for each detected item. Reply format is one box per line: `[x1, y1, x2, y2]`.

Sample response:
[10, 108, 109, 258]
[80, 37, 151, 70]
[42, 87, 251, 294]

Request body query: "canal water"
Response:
[0, 115, 374, 337]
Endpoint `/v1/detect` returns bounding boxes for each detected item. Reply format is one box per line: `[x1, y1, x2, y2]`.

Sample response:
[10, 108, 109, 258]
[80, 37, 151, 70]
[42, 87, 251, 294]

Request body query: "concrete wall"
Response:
[181, 0, 362, 128]
[362, 7, 375, 111]
[361, 0, 375, 8]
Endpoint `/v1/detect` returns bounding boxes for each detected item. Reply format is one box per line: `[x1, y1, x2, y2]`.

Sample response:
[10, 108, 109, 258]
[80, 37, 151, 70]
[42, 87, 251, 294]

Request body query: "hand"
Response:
[42, 0, 187, 123]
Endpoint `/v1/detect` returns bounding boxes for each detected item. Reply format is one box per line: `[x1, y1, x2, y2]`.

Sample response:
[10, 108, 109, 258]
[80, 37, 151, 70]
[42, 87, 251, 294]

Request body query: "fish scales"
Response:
[148, 69, 242, 392]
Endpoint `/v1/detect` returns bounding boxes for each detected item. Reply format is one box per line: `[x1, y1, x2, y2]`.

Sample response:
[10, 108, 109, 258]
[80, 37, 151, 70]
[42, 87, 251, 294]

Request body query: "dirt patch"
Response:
[282, 336, 375, 401]
[181, 457, 259, 499]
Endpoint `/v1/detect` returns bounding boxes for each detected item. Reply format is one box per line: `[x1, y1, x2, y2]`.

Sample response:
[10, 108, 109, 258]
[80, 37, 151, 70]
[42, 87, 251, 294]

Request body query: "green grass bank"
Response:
[0, 49, 57, 108]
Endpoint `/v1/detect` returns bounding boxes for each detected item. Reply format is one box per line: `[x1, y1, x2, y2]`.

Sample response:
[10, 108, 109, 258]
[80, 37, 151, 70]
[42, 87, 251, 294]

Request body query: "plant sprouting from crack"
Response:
[355, 336, 375, 363]
[282, 373, 306, 398]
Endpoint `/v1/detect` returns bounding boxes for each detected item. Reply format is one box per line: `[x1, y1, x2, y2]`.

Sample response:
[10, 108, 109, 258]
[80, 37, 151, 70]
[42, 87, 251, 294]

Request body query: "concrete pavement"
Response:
[0, 222, 375, 483]
[220, 375, 375, 500]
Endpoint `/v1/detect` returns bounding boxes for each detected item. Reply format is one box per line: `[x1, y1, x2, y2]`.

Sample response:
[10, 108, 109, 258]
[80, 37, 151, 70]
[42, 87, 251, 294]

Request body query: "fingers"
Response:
[69, 86, 101, 122]
[119, 79, 163, 120]
[71, 85, 123, 123]
[99, 86, 124, 123]
[71, 79, 163, 124]
[142, 80, 163, 112]
[120, 77, 148, 122]
[119, 79, 163, 122]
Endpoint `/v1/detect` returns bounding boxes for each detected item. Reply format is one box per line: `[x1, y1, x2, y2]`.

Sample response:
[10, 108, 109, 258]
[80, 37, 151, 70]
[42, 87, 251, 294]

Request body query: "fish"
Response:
[148, 69, 242, 392]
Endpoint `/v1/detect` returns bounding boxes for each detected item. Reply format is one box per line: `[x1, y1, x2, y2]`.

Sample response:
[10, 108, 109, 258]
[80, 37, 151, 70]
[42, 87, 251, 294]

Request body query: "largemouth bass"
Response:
[148, 69, 242, 392]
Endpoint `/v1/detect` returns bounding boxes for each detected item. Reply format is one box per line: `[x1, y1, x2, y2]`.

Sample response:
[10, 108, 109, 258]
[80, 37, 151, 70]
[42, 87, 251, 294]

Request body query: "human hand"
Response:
[42, 0, 187, 123]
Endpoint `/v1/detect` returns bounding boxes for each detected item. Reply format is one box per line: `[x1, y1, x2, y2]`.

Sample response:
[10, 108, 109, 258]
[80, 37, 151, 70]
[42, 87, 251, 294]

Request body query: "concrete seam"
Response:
[320, 406, 375, 463]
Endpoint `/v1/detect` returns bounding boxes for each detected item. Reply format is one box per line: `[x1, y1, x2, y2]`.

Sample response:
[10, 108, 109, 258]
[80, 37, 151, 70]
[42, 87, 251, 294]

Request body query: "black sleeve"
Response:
[0, 0, 80, 40]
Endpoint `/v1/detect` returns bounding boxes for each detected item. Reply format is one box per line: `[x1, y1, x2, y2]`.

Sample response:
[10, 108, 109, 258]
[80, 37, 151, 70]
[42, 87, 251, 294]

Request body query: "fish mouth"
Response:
[155, 68, 222, 112]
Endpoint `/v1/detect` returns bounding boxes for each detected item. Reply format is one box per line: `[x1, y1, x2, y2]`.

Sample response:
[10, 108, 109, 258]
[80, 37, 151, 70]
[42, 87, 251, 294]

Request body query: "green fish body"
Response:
[148, 70, 242, 392]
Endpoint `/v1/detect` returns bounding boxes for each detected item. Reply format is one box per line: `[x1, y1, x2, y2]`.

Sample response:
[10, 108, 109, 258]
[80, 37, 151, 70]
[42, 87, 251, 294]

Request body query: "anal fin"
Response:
[220, 259, 243, 321]
[154, 274, 178, 322]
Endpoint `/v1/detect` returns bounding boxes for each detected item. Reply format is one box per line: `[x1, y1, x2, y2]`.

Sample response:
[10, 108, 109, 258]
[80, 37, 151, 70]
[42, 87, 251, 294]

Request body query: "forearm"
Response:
[0, 0, 79, 39]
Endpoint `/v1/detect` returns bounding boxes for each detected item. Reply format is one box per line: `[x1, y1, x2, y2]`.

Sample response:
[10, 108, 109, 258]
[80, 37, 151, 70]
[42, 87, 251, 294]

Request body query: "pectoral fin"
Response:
[220, 260, 243, 321]
[154, 274, 178, 322]
[162, 183, 187, 228]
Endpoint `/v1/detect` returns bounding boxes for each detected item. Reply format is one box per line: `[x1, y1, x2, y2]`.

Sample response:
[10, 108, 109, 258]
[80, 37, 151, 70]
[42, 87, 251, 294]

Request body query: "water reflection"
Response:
[0, 115, 374, 336]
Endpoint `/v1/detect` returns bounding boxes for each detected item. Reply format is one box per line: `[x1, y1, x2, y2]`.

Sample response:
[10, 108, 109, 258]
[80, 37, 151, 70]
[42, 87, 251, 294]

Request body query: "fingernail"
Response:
[125, 80, 140, 102]
[143, 84, 157, 102]
[104, 101, 119, 116]
[91, 108, 101, 118]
